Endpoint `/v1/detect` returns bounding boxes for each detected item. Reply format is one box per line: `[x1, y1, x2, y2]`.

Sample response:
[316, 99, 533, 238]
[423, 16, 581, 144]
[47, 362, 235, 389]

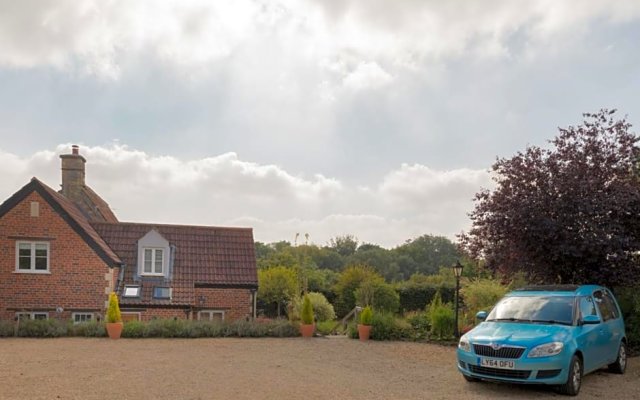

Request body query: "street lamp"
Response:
[452, 261, 464, 338]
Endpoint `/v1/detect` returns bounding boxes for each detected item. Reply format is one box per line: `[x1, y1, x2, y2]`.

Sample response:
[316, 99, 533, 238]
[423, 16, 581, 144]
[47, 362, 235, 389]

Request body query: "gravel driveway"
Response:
[0, 337, 637, 400]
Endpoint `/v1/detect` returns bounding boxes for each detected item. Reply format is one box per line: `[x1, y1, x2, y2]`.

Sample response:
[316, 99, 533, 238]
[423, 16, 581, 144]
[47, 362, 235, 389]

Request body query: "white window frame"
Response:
[122, 285, 141, 298]
[121, 312, 141, 322]
[15, 241, 50, 273]
[141, 247, 164, 276]
[16, 312, 49, 321]
[72, 313, 94, 324]
[198, 310, 225, 322]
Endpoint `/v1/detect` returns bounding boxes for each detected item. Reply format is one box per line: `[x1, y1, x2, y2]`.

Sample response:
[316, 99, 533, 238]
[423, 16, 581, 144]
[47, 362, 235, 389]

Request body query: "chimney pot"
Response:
[72, 145, 79, 155]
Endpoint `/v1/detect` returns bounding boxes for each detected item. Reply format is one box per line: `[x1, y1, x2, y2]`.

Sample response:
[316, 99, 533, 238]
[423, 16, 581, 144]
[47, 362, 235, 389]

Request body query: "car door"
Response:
[593, 290, 617, 366]
[576, 295, 603, 373]
[602, 289, 624, 359]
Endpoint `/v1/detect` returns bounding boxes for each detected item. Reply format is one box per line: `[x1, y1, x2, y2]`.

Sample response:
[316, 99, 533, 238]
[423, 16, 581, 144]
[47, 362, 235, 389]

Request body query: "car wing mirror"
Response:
[581, 315, 601, 325]
[476, 311, 488, 321]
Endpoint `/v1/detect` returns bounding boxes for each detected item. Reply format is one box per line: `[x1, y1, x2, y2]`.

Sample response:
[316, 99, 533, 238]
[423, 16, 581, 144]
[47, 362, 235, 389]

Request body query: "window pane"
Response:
[35, 243, 47, 251]
[34, 314, 47, 320]
[35, 256, 47, 270]
[144, 249, 152, 273]
[579, 296, 597, 318]
[154, 250, 163, 274]
[124, 286, 140, 297]
[154, 287, 170, 299]
[18, 256, 31, 270]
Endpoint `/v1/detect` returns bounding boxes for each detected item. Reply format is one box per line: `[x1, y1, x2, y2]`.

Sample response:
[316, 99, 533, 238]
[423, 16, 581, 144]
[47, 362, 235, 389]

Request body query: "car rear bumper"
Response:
[457, 349, 569, 385]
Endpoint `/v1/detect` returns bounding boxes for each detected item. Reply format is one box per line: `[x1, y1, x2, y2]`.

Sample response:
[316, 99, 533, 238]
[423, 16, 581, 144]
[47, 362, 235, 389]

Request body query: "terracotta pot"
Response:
[106, 322, 123, 340]
[300, 323, 315, 338]
[358, 324, 371, 341]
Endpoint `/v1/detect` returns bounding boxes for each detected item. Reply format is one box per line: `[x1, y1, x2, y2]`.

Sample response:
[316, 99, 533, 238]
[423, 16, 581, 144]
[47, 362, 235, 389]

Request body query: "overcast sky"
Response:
[1, 0, 639, 247]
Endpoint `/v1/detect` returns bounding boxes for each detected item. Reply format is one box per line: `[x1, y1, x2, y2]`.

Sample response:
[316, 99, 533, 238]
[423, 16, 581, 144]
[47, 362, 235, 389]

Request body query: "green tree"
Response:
[257, 266, 298, 317]
[334, 265, 384, 316]
[329, 235, 359, 257]
[355, 280, 400, 313]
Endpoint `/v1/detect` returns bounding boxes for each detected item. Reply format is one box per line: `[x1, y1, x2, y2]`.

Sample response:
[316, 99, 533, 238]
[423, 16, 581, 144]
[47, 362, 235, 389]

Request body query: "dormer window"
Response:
[143, 248, 164, 275]
[136, 229, 170, 278]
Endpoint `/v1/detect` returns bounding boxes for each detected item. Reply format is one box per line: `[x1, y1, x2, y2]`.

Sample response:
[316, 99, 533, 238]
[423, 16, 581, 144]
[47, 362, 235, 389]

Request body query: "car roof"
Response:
[508, 284, 605, 297]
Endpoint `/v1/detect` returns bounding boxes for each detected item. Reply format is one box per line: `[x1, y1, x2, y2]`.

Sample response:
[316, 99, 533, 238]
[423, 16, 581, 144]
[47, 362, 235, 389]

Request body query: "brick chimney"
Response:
[60, 145, 86, 201]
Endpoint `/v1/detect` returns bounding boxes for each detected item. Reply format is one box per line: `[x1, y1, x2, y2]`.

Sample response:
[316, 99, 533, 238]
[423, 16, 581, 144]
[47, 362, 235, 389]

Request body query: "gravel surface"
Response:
[0, 337, 637, 400]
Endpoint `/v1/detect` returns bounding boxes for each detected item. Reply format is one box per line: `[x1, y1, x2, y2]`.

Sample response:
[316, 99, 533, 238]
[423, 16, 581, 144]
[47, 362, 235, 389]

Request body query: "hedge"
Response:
[0, 318, 299, 339]
[395, 284, 455, 312]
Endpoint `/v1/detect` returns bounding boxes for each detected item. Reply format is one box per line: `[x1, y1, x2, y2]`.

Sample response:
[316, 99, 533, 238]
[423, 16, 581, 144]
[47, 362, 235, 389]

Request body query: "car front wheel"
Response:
[557, 355, 582, 396]
[609, 342, 627, 374]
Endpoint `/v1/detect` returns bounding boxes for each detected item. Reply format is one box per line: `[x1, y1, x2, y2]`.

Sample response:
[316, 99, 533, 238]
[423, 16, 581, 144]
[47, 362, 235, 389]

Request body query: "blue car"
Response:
[457, 285, 627, 396]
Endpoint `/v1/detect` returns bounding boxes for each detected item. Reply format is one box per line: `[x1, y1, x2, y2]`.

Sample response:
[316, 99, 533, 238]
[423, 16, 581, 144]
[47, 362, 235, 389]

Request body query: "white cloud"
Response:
[2, 0, 638, 80]
[0, 144, 490, 247]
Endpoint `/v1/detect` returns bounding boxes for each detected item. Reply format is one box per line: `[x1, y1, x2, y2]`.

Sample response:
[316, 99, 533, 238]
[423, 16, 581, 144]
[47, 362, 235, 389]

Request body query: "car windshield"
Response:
[486, 295, 575, 325]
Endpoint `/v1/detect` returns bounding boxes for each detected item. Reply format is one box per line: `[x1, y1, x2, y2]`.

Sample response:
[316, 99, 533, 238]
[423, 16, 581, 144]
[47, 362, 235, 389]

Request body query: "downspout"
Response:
[252, 288, 257, 319]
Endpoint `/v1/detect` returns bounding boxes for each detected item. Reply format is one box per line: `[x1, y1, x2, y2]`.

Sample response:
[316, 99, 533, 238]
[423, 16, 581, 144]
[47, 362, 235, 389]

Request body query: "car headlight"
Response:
[528, 342, 564, 358]
[458, 337, 471, 352]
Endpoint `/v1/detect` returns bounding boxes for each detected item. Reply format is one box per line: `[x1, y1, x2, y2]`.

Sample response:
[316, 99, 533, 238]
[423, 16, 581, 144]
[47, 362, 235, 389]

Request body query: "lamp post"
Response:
[452, 261, 464, 338]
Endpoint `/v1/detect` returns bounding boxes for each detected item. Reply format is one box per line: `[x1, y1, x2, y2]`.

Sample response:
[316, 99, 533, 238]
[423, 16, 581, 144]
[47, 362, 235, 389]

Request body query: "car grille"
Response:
[468, 365, 531, 379]
[536, 369, 561, 379]
[458, 360, 467, 369]
[473, 344, 525, 359]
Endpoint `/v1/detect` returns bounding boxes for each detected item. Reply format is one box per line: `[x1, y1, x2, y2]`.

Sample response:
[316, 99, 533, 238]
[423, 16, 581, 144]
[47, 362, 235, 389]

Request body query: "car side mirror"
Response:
[581, 315, 601, 325]
[476, 311, 488, 321]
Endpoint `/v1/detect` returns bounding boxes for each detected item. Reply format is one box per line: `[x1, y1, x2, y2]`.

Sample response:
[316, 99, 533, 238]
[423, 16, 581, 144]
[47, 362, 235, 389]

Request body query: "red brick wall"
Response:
[0, 191, 113, 320]
[194, 288, 254, 320]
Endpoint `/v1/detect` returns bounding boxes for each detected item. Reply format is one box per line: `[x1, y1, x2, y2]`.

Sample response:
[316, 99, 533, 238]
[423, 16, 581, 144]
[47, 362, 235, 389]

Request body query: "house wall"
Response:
[194, 288, 254, 321]
[0, 191, 114, 321]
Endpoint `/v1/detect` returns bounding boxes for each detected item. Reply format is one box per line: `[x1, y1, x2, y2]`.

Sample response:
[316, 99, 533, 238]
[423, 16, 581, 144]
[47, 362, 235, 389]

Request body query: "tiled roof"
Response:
[0, 178, 122, 266]
[79, 185, 119, 223]
[91, 222, 258, 306]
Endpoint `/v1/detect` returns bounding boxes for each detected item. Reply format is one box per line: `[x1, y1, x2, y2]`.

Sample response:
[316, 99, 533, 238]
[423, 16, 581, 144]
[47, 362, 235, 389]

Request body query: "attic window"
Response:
[153, 287, 171, 299]
[123, 285, 141, 298]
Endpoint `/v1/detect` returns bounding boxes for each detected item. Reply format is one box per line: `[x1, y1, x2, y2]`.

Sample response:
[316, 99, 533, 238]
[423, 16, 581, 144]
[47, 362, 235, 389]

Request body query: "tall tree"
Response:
[461, 110, 640, 287]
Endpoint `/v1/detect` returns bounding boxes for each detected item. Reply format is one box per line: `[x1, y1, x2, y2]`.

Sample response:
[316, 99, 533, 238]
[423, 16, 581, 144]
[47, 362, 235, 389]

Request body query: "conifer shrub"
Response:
[301, 294, 314, 325]
[106, 292, 122, 323]
[359, 306, 373, 325]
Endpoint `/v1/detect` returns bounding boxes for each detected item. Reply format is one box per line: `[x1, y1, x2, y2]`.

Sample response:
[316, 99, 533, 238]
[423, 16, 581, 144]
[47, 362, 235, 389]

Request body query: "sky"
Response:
[0, 0, 639, 248]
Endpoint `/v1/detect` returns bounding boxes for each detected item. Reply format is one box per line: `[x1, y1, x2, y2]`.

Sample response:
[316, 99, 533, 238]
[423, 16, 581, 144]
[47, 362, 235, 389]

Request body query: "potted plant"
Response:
[106, 292, 123, 339]
[299, 294, 315, 338]
[358, 306, 373, 341]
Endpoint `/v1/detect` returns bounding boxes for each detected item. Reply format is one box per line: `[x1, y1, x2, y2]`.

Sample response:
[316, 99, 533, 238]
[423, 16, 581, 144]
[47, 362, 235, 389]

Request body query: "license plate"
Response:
[480, 358, 515, 370]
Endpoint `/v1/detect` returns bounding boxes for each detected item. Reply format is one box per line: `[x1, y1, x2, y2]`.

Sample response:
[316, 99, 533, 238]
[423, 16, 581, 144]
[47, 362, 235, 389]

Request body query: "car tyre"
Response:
[557, 355, 582, 396]
[462, 374, 480, 382]
[609, 342, 627, 374]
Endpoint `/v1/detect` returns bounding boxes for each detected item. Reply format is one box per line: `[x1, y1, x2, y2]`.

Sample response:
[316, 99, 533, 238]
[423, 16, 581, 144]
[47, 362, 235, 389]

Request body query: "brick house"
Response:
[0, 146, 258, 323]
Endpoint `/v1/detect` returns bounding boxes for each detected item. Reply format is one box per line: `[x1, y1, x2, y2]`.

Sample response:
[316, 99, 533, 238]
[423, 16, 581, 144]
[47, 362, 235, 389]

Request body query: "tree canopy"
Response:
[461, 110, 640, 287]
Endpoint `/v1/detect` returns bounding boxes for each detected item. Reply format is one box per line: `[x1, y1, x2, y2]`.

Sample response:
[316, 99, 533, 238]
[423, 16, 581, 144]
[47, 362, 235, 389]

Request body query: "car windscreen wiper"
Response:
[528, 319, 573, 326]
[486, 318, 531, 322]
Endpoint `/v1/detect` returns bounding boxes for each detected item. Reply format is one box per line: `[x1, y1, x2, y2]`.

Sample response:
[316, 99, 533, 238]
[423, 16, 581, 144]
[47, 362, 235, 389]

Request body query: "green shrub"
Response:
[291, 292, 336, 322]
[145, 318, 189, 338]
[0, 320, 14, 337]
[68, 321, 106, 337]
[189, 321, 224, 338]
[356, 281, 400, 313]
[122, 321, 146, 338]
[263, 319, 299, 337]
[405, 311, 430, 340]
[369, 312, 411, 341]
[17, 319, 67, 338]
[359, 306, 373, 325]
[615, 287, 640, 353]
[426, 291, 455, 340]
[301, 294, 314, 324]
[106, 292, 122, 323]
[460, 278, 508, 327]
[395, 282, 455, 312]
[315, 320, 338, 335]
[334, 265, 384, 316]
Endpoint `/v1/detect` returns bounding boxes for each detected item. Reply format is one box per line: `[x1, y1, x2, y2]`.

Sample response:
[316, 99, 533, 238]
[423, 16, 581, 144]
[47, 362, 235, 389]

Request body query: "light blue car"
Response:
[457, 285, 627, 396]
